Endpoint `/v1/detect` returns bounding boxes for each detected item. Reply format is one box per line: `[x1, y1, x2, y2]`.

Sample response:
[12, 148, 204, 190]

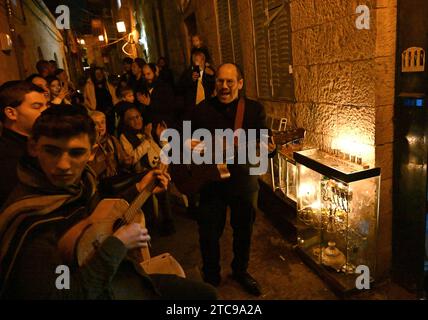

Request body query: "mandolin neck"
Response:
[123, 178, 156, 223]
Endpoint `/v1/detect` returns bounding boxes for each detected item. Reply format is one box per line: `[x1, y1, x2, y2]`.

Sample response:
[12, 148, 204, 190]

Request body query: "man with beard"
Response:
[188, 63, 275, 296]
[0, 105, 217, 300]
[136, 63, 177, 129]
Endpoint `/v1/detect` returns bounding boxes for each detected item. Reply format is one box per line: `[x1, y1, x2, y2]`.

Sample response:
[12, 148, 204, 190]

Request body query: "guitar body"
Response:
[171, 128, 306, 195]
[58, 171, 186, 278]
[171, 163, 230, 195]
[58, 199, 149, 267]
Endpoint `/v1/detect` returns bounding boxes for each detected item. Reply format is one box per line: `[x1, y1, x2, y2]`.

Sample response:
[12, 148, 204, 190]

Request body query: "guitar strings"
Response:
[115, 166, 167, 230]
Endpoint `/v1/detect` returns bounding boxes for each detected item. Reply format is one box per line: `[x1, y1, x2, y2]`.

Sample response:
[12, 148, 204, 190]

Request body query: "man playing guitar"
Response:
[185, 63, 276, 296]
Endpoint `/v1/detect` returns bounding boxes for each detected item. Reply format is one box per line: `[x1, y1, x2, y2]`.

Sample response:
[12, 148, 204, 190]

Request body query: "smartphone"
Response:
[192, 65, 201, 76]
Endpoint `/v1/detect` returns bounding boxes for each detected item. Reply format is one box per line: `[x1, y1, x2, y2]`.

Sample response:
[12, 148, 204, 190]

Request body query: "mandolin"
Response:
[58, 167, 184, 277]
[170, 128, 305, 195]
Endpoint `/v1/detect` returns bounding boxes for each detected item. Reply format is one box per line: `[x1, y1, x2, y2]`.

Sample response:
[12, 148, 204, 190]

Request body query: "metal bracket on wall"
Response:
[402, 47, 425, 72]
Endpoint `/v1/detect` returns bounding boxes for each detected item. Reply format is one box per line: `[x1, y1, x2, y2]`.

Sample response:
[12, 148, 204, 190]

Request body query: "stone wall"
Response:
[374, 0, 397, 280]
[0, 3, 22, 83]
[0, 0, 69, 84]
[191, 0, 396, 279]
[193, 0, 221, 67]
[159, 0, 188, 76]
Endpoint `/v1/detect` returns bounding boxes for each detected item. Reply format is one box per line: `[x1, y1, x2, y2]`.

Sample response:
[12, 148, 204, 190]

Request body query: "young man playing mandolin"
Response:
[0, 105, 216, 300]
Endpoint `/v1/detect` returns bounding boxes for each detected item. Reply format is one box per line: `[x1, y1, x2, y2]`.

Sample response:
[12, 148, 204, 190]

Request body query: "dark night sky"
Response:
[43, 0, 105, 33]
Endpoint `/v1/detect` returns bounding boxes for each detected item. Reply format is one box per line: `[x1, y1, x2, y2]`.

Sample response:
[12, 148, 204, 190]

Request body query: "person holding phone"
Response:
[177, 49, 216, 120]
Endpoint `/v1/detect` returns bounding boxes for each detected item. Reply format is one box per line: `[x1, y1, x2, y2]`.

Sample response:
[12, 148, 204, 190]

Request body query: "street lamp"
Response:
[116, 21, 126, 33]
[98, 35, 104, 42]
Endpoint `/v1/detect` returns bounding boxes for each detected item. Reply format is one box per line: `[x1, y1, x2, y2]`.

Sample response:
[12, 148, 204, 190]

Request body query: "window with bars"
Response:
[216, 0, 243, 67]
[252, 0, 294, 100]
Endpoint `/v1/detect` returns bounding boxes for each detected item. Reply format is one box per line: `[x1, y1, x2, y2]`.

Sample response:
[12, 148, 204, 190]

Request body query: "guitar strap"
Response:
[233, 97, 245, 145]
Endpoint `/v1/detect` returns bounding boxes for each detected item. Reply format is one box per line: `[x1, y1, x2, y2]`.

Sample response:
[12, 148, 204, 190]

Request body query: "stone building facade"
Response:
[0, 0, 70, 84]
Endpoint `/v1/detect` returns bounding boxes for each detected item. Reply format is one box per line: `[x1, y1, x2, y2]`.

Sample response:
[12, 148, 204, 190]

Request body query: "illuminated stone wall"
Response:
[288, 0, 397, 279]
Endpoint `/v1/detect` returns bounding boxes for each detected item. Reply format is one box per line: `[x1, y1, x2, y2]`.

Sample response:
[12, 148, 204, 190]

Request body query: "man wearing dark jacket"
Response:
[0, 81, 48, 208]
[188, 63, 275, 296]
[0, 106, 217, 300]
[137, 63, 177, 129]
[177, 49, 216, 121]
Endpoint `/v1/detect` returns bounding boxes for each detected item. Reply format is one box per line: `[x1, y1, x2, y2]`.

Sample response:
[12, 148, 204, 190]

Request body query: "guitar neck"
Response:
[271, 128, 305, 145]
[123, 166, 167, 222]
[124, 179, 156, 223]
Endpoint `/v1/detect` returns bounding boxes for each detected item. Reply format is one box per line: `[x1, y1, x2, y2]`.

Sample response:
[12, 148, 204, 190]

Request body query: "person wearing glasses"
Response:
[187, 63, 276, 296]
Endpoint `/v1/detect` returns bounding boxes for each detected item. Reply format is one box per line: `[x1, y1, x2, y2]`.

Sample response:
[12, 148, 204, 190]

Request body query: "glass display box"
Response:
[278, 149, 298, 201]
[294, 149, 380, 293]
[267, 144, 311, 204]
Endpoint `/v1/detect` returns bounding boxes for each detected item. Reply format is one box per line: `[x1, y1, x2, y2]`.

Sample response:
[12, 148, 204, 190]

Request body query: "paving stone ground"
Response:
[149, 198, 415, 300]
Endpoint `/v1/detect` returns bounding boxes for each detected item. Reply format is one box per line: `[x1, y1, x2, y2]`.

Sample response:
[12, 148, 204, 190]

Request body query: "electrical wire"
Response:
[122, 41, 134, 56]
[99, 33, 129, 48]
[121, 33, 136, 57]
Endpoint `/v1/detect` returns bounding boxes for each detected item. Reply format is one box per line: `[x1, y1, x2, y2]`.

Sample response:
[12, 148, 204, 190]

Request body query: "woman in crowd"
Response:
[88, 111, 132, 181]
[46, 75, 71, 105]
[129, 58, 147, 97]
[120, 106, 175, 235]
[55, 68, 79, 103]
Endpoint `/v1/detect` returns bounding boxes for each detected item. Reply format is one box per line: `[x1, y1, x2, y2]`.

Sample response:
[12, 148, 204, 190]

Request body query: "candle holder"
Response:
[294, 148, 380, 293]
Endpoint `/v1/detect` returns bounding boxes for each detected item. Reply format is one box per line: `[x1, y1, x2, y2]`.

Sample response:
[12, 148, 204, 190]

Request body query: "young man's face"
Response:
[215, 64, 244, 104]
[6, 91, 49, 136]
[192, 36, 202, 48]
[124, 63, 132, 73]
[48, 63, 57, 76]
[57, 71, 68, 83]
[30, 134, 93, 188]
[31, 77, 50, 100]
[132, 62, 141, 76]
[123, 91, 135, 103]
[192, 53, 205, 67]
[158, 59, 166, 68]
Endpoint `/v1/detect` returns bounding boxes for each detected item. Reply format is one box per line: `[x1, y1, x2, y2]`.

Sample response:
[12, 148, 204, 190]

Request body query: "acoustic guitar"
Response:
[58, 168, 185, 277]
[170, 128, 305, 195]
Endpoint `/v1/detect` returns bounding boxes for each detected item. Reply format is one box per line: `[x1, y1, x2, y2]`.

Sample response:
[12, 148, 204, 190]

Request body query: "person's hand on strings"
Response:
[136, 168, 171, 194]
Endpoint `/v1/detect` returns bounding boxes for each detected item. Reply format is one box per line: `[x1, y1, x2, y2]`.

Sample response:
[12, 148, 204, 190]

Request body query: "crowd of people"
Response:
[0, 34, 275, 299]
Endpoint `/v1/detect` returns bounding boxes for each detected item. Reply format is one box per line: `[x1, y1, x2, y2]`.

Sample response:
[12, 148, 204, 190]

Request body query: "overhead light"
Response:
[116, 21, 126, 33]
[79, 39, 85, 45]
[98, 35, 104, 42]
